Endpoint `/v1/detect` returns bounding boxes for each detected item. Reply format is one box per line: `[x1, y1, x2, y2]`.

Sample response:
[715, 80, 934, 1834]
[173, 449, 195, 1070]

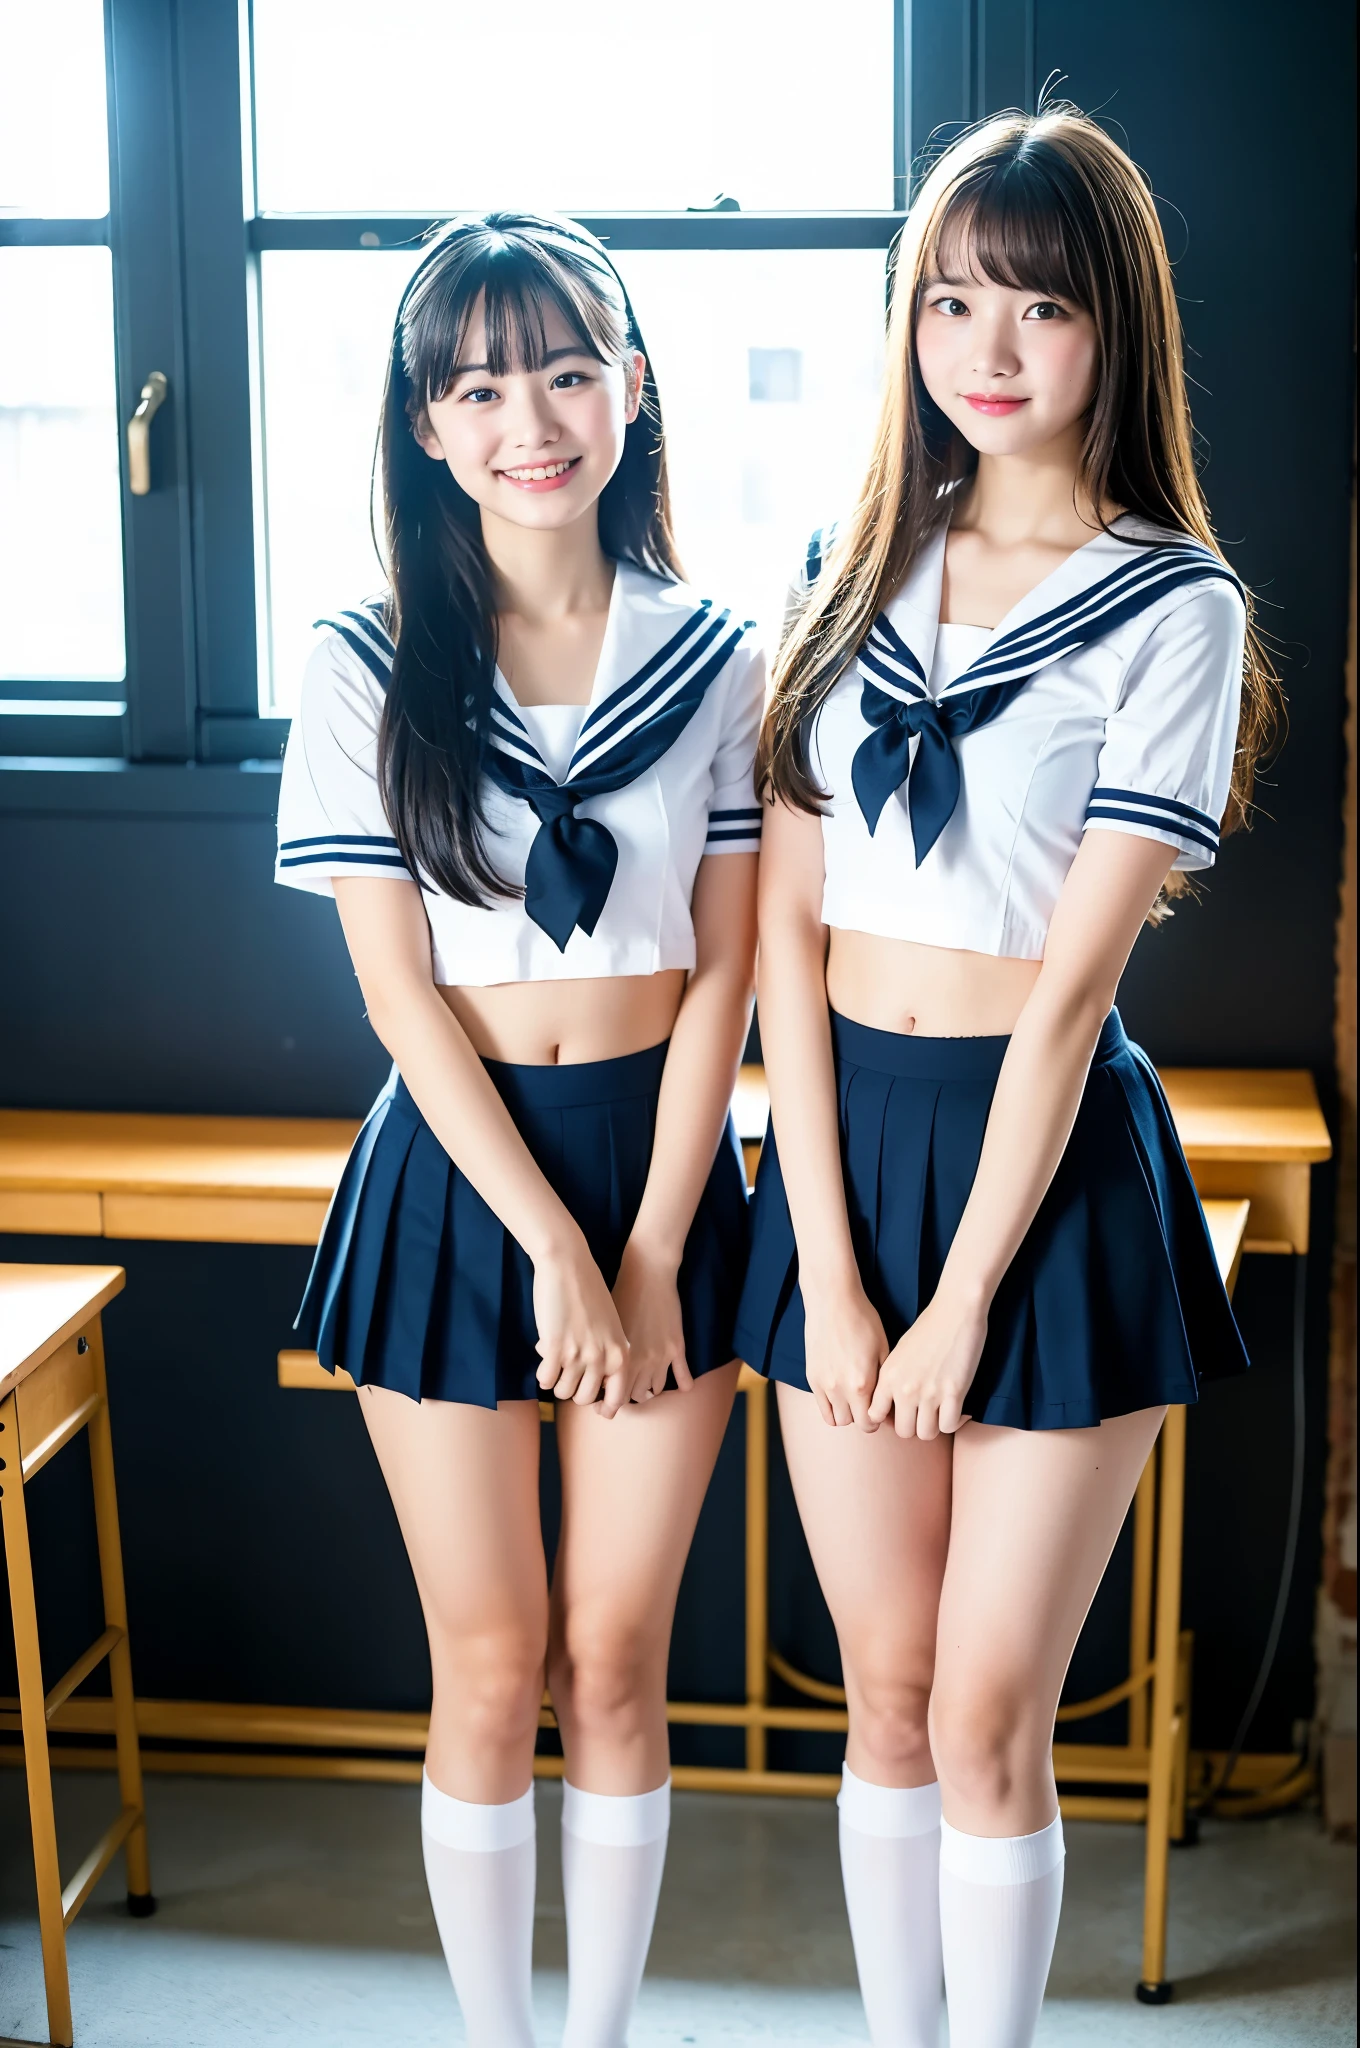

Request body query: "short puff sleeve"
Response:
[702, 637, 767, 855]
[274, 632, 412, 896]
[1083, 579, 1245, 872]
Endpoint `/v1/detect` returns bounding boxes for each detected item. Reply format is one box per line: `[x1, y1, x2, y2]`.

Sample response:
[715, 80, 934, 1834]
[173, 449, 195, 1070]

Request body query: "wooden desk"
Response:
[1, 1265, 154, 2048]
[0, 1110, 356, 1245]
[1157, 1068, 1332, 1254]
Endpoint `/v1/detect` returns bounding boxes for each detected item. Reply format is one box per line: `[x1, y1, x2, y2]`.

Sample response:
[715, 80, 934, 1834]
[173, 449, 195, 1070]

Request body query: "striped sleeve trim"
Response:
[1083, 787, 1219, 858]
[278, 832, 410, 874]
[705, 804, 763, 849]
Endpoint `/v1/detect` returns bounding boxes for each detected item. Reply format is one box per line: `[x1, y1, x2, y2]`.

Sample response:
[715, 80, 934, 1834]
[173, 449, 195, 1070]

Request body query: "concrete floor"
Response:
[0, 1772, 1353, 2046]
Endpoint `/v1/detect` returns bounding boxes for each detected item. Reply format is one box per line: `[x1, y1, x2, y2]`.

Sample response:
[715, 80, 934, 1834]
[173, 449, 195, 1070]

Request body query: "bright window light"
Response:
[0, 248, 126, 683]
[252, 0, 895, 215]
[0, 0, 110, 217]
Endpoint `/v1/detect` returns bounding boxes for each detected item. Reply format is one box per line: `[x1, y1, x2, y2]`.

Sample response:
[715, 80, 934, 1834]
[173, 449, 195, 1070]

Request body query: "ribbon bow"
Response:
[851, 675, 1028, 864]
[847, 541, 1244, 865]
[484, 602, 748, 951]
[519, 781, 620, 952]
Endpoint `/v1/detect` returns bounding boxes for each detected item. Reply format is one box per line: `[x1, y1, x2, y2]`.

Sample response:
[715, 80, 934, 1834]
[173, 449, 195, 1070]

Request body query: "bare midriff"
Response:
[826, 929, 1042, 1039]
[439, 969, 688, 1066]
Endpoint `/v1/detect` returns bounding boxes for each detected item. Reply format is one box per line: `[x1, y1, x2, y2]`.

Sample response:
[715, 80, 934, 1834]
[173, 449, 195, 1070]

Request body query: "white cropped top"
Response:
[275, 562, 766, 986]
[806, 515, 1246, 960]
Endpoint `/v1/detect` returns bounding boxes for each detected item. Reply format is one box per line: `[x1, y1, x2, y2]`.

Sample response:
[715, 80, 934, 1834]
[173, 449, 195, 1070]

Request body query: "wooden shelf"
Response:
[0, 1066, 1329, 1251]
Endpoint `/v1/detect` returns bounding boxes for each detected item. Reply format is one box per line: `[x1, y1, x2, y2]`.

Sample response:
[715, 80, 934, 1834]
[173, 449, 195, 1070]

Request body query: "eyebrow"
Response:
[449, 345, 593, 378]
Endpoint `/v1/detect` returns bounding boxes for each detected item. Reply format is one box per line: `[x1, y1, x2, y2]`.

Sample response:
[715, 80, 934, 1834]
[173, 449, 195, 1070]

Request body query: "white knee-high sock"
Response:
[561, 1780, 670, 2048]
[420, 1770, 537, 2048]
[837, 1765, 944, 2047]
[938, 1815, 1065, 2048]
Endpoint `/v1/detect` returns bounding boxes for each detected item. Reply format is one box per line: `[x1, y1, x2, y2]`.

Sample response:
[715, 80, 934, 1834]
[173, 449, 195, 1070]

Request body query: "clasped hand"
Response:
[805, 1277, 986, 1438]
[534, 1234, 691, 1417]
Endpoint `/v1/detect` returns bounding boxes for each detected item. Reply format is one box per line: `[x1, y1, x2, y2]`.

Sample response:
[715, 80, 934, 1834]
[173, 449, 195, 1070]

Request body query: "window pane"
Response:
[0, 248, 126, 683]
[0, 0, 109, 216]
[253, 0, 894, 215]
[258, 248, 885, 713]
[258, 252, 411, 715]
[624, 249, 887, 636]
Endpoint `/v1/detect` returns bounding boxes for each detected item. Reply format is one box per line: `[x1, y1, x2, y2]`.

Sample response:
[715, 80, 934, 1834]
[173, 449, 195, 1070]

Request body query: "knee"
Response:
[550, 1613, 660, 1736]
[929, 1682, 1038, 1810]
[848, 1664, 935, 1780]
[432, 1631, 545, 1752]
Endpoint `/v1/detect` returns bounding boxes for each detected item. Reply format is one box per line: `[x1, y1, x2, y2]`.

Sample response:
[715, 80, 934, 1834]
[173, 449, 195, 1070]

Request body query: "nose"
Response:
[969, 309, 1022, 381]
[501, 378, 562, 453]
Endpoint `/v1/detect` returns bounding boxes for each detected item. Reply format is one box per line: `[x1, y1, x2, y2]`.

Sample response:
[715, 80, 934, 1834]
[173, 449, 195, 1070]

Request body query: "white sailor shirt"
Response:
[806, 515, 1246, 960]
[275, 561, 765, 986]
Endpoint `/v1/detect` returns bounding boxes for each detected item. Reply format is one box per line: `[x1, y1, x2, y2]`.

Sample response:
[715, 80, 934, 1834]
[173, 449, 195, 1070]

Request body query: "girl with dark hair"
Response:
[736, 107, 1272, 2046]
[275, 212, 762, 2046]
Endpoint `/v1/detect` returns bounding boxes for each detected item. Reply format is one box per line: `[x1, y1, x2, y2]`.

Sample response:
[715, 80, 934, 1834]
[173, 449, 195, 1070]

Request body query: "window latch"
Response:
[127, 371, 169, 496]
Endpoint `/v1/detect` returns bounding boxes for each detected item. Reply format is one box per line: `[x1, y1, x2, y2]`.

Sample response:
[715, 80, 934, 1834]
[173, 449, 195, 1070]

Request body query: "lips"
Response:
[497, 456, 582, 493]
[963, 394, 1029, 416]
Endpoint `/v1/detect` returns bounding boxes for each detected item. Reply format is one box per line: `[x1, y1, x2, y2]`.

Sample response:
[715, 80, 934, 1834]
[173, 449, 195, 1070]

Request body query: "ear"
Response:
[623, 352, 647, 425]
[412, 408, 446, 462]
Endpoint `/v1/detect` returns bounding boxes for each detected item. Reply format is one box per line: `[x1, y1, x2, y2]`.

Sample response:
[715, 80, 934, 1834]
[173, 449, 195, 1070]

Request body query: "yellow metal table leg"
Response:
[1138, 1404, 1187, 2004]
[1170, 1628, 1195, 1844]
[1, 1387, 75, 2048]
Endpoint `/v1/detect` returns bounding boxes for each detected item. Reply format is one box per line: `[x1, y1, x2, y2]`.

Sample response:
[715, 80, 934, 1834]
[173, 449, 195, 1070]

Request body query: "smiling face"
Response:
[415, 290, 645, 535]
[914, 219, 1101, 462]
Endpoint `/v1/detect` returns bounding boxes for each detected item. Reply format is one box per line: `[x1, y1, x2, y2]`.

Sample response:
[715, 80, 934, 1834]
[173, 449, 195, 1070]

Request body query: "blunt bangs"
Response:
[930, 148, 1095, 313]
[376, 207, 683, 910]
[400, 221, 631, 411]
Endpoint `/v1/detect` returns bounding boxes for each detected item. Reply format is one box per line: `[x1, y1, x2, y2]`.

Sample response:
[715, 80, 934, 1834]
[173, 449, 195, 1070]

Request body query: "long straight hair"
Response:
[376, 212, 681, 906]
[759, 106, 1278, 849]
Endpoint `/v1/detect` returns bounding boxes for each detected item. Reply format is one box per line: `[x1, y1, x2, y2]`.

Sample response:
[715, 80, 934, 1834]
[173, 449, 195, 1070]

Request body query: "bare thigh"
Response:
[359, 1387, 547, 1802]
[931, 1407, 1166, 1835]
[549, 1361, 741, 1793]
[777, 1383, 953, 1787]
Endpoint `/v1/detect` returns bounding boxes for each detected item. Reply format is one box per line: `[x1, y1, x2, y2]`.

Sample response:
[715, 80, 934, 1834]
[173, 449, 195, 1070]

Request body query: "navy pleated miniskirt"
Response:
[734, 1008, 1248, 1430]
[297, 1040, 749, 1407]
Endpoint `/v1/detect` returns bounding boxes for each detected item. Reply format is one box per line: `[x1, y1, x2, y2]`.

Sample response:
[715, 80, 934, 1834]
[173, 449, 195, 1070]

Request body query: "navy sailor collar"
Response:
[485, 564, 750, 948]
[317, 565, 752, 952]
[849, 516, 1240, 863]
[487, 561, 736, 787]
[862, 514, 1229, 704]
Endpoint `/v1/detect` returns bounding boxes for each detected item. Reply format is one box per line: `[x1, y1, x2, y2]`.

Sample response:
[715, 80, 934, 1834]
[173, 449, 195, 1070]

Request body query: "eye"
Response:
[1024, 300, 1068, 322]
[460, 385, 498, 404]
[549, 369, 589, 389]
[930, 295, 970, 318]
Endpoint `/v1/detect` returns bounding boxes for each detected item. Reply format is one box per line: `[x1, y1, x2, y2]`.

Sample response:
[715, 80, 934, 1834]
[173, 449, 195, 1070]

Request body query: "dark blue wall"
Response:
[2, 0, 1354, 1763]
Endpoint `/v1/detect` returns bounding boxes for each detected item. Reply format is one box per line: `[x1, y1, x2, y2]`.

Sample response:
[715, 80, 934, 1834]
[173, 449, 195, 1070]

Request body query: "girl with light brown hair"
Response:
[736, 105, 1272, 2045]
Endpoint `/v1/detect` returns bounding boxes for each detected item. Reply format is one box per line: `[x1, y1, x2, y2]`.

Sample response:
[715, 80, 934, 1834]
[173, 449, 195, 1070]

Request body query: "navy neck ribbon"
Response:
[315, 595, 747, 952]
[851, 542, 1241, 865]
[484, 600, 745, 949]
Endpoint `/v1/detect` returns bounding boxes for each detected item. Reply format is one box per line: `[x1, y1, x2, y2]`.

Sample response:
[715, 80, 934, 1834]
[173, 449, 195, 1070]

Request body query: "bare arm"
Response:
[867, 828, 1177, 1438]
[332, 877, 631, 1413]
[614, 851, 758, 1398]
[755, 799, 889, 1426]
